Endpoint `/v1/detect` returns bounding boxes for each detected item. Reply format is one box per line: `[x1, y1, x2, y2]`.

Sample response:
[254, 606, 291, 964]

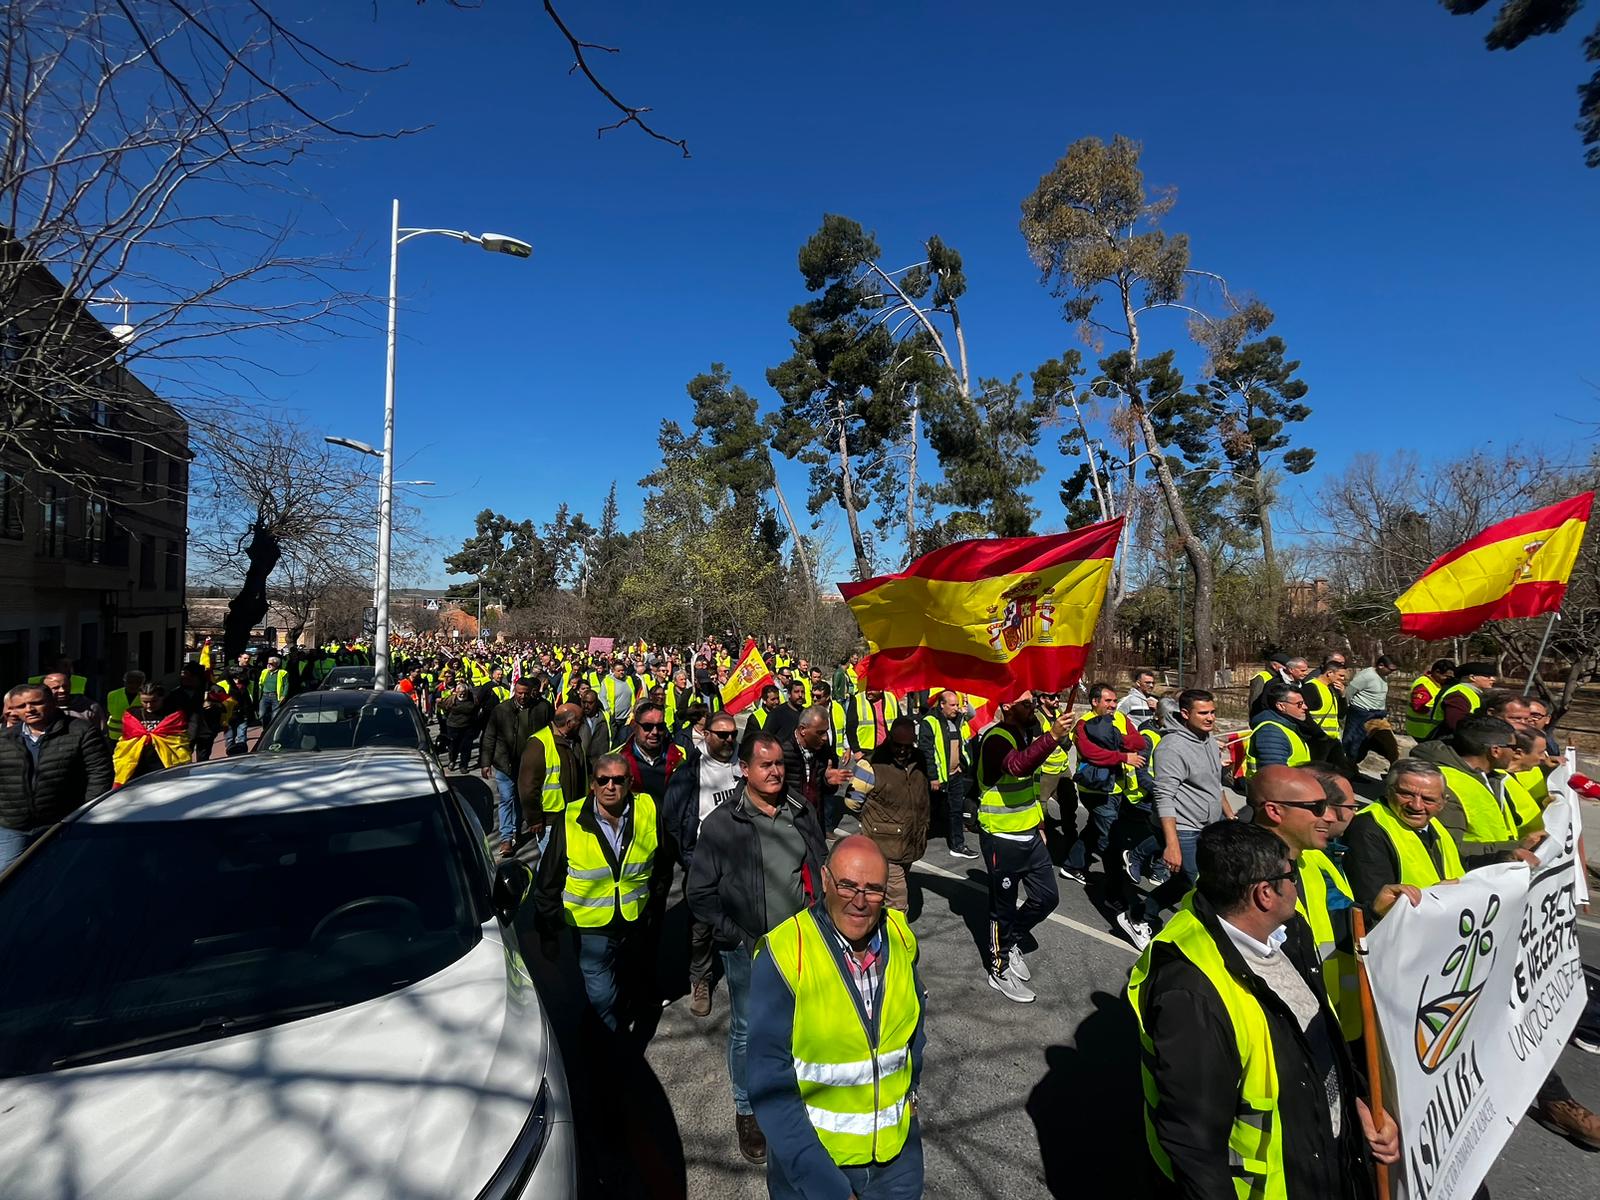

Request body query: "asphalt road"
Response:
[447, 772, 1600, 1199]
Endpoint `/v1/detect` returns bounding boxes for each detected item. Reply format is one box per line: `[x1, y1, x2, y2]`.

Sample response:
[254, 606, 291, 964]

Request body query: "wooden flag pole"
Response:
[1522, 610, 1561, 697]
[1352, 907, 1392, 1200]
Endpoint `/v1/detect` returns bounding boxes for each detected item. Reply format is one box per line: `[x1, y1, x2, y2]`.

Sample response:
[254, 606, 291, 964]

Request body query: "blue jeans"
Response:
[576, 933, 622, 1032]
[0, 825, 43, 871]
[721, 944, 753, 1115]
[492, 769, 518, 842]
[257, 695, 279, 730]
[1134, 827, 1201, 925]
[766, 1121, 924, 1199]
[225, 719, 251, 753]
[1063, 793, 1119, 873]
[944, 774, 971, 851]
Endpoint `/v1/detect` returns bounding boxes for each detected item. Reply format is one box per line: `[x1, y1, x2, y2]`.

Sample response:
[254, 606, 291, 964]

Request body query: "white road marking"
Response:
[1578, 915, 1600, 932]
[913, 857, 1137, 955]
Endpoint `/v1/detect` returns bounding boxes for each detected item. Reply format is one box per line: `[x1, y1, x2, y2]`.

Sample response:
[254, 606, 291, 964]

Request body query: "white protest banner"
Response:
[1364, 795, 1586, 1200]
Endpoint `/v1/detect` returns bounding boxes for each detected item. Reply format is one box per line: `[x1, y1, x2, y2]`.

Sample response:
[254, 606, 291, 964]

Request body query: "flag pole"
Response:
[1522, 610, 1561, 698]
[1352, 907, 1392, 1200]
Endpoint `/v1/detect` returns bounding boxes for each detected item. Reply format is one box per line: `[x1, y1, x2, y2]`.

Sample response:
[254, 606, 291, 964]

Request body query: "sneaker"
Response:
[948, 846, 979, 860]
[1008, 946, 1032, 982]
[689, 978, 712, 1018]
[1059, 866, 1088, 885]
[1572, 1029, 1600, 1055]
[735, 1113, 768, 1164]
[1116, 911, 1155, 952]
[988, 967, 1036, 1004]
[1122, 848, 1142, 885]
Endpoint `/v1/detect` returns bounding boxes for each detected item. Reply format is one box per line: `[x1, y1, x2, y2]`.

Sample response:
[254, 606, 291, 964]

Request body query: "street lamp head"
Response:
[325, 435, 382, 458]
[478, 233, 532, 259]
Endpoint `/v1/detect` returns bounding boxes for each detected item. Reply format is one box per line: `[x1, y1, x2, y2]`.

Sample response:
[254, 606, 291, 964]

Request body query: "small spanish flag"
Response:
[840, 517, 1124, 698]
[721, 638, 774, 714]
[1395, 491, 1593, 640]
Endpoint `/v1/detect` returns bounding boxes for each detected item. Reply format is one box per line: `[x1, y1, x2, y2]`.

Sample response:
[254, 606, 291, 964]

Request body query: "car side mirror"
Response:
[492, 859, 532, 923]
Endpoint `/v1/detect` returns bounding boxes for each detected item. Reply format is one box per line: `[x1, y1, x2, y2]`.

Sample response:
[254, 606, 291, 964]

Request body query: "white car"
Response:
[0, 748, 575, 1200]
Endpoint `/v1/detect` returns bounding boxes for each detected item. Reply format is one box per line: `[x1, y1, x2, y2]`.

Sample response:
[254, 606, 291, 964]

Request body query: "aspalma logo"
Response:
[1414, 896, 1500, 1074]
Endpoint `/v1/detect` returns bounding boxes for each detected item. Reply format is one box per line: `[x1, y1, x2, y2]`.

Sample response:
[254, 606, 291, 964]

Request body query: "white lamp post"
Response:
[325, 433, 435, 621]
[372, 199, 531, 690]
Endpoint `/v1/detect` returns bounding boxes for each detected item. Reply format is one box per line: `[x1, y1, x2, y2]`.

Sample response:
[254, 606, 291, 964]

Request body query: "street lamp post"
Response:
[325, 433, 434, 614]
[372, 199, 531, 690]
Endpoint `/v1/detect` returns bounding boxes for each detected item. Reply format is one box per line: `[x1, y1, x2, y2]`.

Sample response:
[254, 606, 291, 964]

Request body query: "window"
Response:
[0, 794, 479, 1076]
[166, 458, 185, 504]
[0, 470, 21, 539]
[137, 630, 153, 674]
[140, 449, 158, 500]
[163, 539, 180, 592]
[85, 498, 107, 563]
[163, 626, 176, 675]
[138, 535, 155, 588]
[39, 486, 67, 556]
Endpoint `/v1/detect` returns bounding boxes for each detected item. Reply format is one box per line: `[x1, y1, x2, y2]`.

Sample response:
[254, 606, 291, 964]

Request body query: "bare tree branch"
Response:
[542, 0, 690, 157]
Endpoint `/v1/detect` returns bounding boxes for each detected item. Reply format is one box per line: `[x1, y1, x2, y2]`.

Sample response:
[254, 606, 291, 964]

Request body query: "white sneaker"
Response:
[1008, 945, 1032, 982]
[948, 846, 979, 860]
[988, 967, 1036, 1004]
[1116, 911, 1154, 952]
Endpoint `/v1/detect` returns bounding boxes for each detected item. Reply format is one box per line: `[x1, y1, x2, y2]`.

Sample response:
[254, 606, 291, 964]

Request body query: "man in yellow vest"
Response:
[1246, 648, 1289, 712]
[1302, 660, 1347, 744]
[748, 835, 926, 1200]
[104, 669, 146, 745]
[1060, 682, 1146, 886]
[1248, 766, 1368, 1042]
[254, 656, 289, 727]
[1427, 660, 1496, 740]
[1128, 821, 1399, 1198]
[1411, 714, 1547, 868]
[974, 693, 1072, 1003]
[1245, 682, 1316, 775]
[518, 704, 587, 857]
[918, 689, 977, 859]
[1343, 759, 1463, 923]
[1403, 658, 1456, 742]
[532, 751, 671, 1034]
[848, 689, 900, 757]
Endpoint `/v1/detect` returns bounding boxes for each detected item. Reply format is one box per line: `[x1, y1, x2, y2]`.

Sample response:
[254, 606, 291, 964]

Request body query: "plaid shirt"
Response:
[829, 922, 886, 1020]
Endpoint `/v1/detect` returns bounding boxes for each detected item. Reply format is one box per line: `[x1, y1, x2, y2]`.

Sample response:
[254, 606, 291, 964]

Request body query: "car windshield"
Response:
[263, 697, 421, 752]
[0, 793, 480, 1077]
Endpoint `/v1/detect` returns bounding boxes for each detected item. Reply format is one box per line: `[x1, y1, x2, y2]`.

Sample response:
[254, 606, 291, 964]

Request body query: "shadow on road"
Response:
[1027, 988, 1150, 1199]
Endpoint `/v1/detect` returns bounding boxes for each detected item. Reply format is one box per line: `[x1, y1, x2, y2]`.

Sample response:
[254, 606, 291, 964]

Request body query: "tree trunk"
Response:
[1120, 282, 1213, 687]
[1256, 477, 1281, 640]
[835, 395, 872, 580]
[770, 474, 812, 590]
[905, 391, 919, 562]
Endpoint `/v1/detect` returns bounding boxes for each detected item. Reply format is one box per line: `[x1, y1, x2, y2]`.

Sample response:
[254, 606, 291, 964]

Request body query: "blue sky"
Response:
[247, 1, 1598, 586]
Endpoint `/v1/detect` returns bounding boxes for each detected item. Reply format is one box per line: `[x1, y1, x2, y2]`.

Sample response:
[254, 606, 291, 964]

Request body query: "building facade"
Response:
[0, 250, 189, 699]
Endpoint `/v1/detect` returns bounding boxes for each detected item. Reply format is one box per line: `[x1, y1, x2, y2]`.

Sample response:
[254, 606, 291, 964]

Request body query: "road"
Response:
[446, 773, 1600, 1199]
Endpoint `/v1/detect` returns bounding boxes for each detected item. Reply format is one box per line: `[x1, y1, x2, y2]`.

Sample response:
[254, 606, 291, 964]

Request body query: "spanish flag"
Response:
[1395, 491, 1593, 640]
[721, 638, 774, 714]
[112, 710, 193, 786]
[840, 517, 1124, 697]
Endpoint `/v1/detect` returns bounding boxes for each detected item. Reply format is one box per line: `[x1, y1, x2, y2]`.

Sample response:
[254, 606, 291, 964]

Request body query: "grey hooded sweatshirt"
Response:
[1150, 715, 1227, 829]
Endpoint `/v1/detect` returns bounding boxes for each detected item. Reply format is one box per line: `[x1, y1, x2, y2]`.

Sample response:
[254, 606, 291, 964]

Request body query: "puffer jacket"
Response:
[0, 716, 114, 831]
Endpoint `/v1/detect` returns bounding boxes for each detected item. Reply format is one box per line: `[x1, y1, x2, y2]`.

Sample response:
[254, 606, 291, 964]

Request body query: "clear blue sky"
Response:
[251, 1, 1598, 586]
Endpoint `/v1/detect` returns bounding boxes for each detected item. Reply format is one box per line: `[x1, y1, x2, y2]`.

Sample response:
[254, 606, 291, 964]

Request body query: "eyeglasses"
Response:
[637, 722, 666, 732]
[595, 775, 628, 787]
[708, 728, 736, 739]
[1257, 869, 1295, 889]
[1274, 799, 1330, 816]
[827, 870, 887, 904]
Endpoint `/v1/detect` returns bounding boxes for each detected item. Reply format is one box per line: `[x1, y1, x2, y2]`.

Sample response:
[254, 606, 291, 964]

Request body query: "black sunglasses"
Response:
[1258, 869, 1295, 888]
[1274, 799, 1330, 816]
[637, 722, 666, 732]
[708, 728, 736, 738]
[595, 775, 628, 786]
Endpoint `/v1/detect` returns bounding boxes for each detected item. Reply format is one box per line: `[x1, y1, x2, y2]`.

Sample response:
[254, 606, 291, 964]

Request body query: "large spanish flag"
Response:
[1395, 492, 1593, 640]
[721, 638, 774, 713]
[840, 517, 1124, 697]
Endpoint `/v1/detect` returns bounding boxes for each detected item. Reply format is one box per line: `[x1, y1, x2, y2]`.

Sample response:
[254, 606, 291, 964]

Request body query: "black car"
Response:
[258, 689, 431, 755]
[319, 665, 377, 690]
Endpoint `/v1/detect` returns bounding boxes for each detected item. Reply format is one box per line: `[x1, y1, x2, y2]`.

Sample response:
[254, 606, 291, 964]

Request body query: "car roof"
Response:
[283, 687, 401, 705]
[76, 748, 444, 824]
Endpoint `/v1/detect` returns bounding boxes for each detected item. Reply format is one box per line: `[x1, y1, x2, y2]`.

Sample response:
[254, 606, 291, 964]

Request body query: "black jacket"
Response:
[660, 746, 741, 863]
[479, 696, 554, 775]
[686, 783, 827, 953]
[532, 793, 673, 939]
[1132, 891, 1375, 1200]
[0, 717, 114, 831]
[781, 735, 837, 817]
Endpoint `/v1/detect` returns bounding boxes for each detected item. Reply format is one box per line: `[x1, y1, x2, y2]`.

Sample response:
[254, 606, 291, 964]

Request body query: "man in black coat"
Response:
[1128, 821, 1399, 1199]
[480, 678, 554, 857]
[686, 732, 827, 1168]
[1, 684, 112, 869]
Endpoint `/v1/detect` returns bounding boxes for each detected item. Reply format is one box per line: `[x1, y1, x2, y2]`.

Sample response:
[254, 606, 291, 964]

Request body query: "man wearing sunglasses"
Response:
[663, 712, 744, 1019]
[532, 752, 672, 1037]
[617, 701, 685, 802]
[1128, 821, 1399, 1200]
[749, 835, 927, 1200]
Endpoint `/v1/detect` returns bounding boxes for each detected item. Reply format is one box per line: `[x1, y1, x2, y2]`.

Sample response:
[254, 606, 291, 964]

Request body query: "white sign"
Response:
[1364, 794, 1586, 1200]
